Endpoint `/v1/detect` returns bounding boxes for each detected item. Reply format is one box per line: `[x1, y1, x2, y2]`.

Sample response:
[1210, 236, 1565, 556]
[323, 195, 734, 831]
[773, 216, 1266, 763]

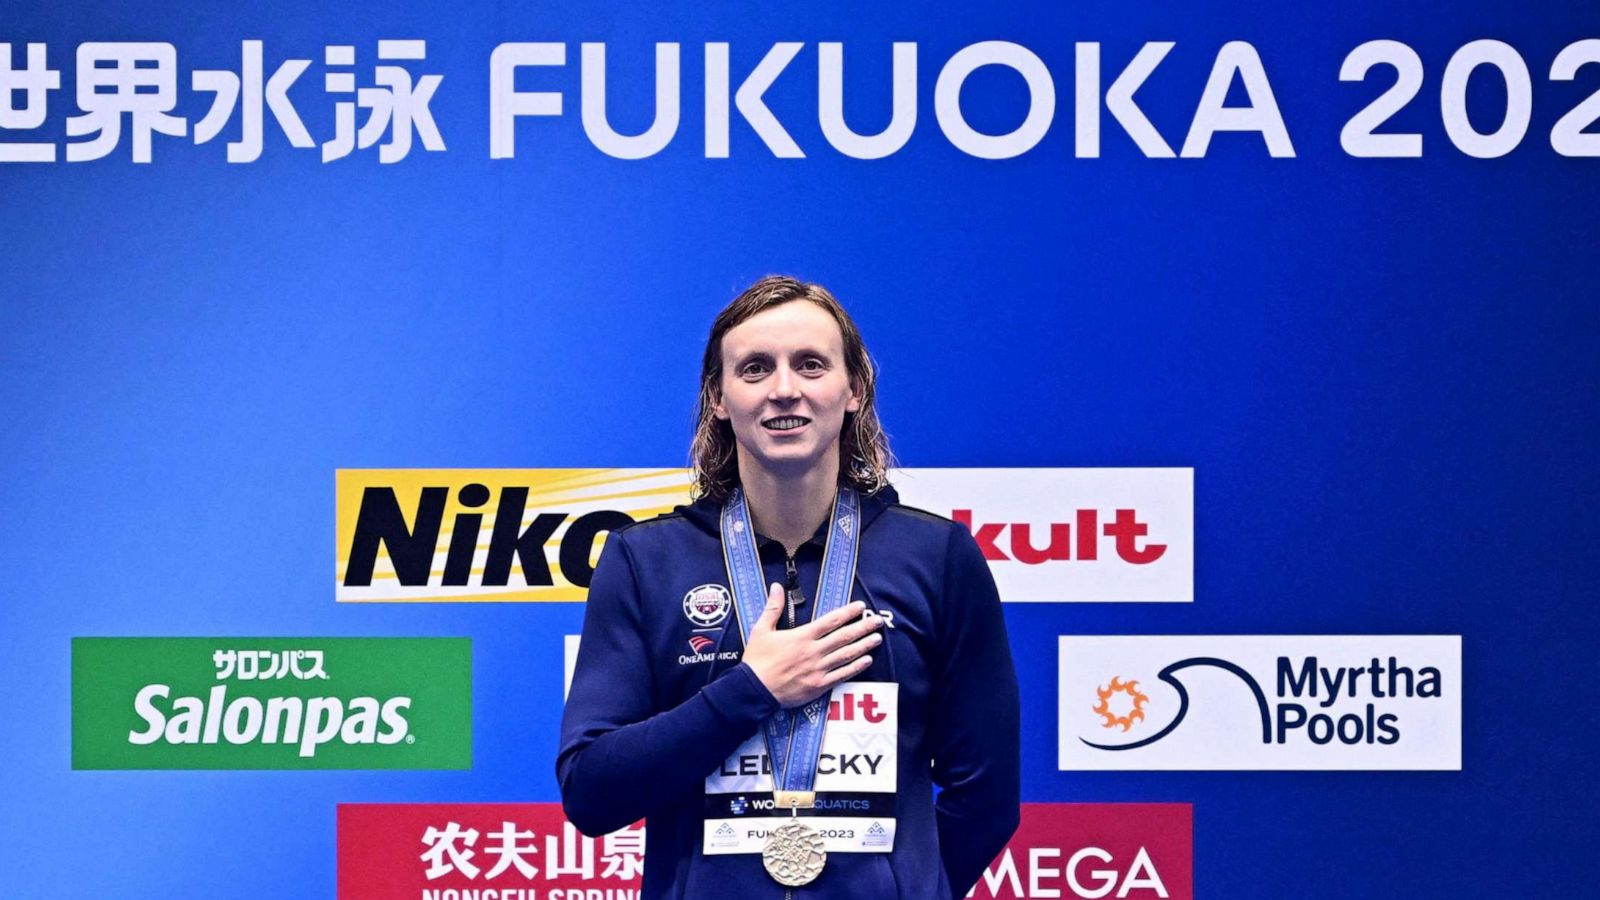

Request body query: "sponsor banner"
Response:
[704, 681, 898, 855]
[971, 803, 1192, 900]
[338, 468, 1191, 603]
[705, 817, 895, 857]
[894, 468, 1192, 603]
[72, 638, 471, 769]
[337, 468, 688, 603]
[337, 803, 643, 900]
[335, 802, 1181, 900]
[1059, 636, 1462, 771]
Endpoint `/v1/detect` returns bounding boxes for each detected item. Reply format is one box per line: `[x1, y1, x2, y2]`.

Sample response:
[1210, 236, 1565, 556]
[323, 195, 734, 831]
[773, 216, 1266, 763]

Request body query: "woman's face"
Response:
[714, 300, 861, 482]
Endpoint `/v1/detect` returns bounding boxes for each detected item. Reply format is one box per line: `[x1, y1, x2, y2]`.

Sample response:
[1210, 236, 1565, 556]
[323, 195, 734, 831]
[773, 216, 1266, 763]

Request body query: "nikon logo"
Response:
[336, 469, 690, 602]
[72, 638, 471, 770]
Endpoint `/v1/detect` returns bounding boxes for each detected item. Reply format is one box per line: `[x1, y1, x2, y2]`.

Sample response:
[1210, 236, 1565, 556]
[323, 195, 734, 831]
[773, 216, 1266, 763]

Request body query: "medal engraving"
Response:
[763, 820, 827, 886]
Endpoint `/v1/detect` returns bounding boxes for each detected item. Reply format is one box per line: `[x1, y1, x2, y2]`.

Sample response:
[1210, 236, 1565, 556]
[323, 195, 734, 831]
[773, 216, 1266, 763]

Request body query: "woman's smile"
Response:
[761, 415, 812, 433]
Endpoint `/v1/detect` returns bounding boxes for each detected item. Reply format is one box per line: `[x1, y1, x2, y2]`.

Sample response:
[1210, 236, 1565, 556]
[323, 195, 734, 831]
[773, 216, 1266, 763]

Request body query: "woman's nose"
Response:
[769, 365, 800, 400]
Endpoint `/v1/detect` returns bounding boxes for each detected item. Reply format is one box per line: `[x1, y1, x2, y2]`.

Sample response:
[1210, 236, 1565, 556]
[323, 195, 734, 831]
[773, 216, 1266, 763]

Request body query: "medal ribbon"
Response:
[721, 486, 862, 799]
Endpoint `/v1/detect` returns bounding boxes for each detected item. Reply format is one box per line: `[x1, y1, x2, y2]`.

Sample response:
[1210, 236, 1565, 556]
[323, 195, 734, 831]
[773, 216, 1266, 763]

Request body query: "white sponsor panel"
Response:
[704, 816, 897, 857]
[704, 681, 898, 855]
[337, 468, 691, 603]
[1059, 635, 1461, 771]
[894, 468, 1192, 603]
[340, 468, 1192, 604]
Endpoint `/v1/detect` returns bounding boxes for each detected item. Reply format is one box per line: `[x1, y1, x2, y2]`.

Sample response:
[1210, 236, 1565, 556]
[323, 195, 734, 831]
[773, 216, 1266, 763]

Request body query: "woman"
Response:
[559, 276, 1020, 899]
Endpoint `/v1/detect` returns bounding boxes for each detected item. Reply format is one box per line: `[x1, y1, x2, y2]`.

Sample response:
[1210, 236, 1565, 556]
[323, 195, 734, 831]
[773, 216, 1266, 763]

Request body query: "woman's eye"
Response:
[799, 358, 827, 374]
[740, 362, 769, 378]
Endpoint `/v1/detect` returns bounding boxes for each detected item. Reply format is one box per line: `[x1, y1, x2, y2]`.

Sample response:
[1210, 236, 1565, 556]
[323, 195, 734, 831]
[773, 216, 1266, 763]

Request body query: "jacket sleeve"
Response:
[931, 523, 1022, 895]
[556, 529, 781, 836]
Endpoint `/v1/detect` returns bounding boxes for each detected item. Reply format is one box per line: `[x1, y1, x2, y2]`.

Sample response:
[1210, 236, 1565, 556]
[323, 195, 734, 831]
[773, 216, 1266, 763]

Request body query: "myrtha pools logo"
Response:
[1091, 677, 1150, 732]
[1059, 636, 1462, 771]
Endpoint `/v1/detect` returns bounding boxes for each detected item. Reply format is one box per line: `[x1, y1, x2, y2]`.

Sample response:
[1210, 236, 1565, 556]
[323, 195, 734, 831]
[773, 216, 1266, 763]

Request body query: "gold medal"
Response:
[762, 819, 827, 886]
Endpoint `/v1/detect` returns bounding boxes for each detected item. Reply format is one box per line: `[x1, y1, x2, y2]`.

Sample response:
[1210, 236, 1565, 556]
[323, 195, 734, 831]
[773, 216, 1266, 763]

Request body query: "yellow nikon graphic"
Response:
[336, 468, 693, 602]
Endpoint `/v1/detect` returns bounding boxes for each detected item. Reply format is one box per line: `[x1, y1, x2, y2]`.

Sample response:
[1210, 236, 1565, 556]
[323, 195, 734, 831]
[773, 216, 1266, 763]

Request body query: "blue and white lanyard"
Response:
[720, 486, 862, 798]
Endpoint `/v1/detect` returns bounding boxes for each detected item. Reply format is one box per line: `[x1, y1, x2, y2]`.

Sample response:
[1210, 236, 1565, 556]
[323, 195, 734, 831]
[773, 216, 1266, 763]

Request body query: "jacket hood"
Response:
[674, 483, 901, 537]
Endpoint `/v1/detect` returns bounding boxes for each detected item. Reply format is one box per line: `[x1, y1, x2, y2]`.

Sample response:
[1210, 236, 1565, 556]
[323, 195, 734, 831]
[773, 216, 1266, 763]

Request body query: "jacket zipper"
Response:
[784, 553, 800, 627]
[784, 553, 799, 900]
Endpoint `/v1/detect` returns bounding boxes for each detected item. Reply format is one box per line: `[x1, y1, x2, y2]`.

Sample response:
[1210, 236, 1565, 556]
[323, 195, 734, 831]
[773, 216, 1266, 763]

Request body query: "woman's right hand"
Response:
[740, 583, 884, 708]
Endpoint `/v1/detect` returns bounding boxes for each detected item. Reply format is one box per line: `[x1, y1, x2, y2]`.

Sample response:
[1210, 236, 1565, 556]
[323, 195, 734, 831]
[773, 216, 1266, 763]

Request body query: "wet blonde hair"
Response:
[690, 275, 894, 501]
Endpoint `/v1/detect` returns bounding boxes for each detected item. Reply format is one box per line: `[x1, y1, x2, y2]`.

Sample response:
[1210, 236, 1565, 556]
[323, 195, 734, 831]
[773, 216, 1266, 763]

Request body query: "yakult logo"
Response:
[897, 468, 1192, 603]
[1059, 636, 1462, 771]
[829, 692, 886, 723]
[952, 509, 1166, 565]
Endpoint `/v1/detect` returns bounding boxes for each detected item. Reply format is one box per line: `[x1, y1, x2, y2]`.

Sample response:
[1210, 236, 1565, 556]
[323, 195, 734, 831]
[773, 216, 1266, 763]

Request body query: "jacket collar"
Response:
[675, 483, 900, 542]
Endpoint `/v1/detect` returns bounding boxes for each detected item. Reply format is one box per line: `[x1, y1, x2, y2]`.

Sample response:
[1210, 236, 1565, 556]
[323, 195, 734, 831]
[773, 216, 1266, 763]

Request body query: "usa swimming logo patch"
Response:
[682, 584, 731, 627]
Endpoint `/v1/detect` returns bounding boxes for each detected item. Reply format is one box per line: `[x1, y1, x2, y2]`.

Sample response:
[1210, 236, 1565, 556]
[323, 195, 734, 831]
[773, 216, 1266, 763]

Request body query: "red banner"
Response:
[337, 802, 1189, 899]
[970, 803, 1191, 899]
[338, 803, 644, 899]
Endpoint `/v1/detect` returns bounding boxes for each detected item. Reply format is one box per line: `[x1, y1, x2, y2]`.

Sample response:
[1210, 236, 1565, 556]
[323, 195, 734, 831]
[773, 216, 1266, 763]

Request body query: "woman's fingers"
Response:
[819, 652, 876, 688]
[818, 630, 883, 672]
[751, 600, 885, 706]
[805, 601, 867, 638]
[815, 614, 884, 656]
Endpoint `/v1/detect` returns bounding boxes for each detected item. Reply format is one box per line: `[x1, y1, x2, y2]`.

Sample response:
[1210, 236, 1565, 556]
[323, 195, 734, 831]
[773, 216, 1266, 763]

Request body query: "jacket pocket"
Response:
[803, 851, 897, 899]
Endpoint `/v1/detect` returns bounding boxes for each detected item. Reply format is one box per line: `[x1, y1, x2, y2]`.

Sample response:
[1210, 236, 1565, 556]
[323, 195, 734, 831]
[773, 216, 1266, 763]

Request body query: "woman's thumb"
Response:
[754, 582, 785, 629]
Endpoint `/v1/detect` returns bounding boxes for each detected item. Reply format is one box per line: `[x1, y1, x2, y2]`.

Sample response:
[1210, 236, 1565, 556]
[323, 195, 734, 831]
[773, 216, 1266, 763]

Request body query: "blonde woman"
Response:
[559, 275, 1020, 899]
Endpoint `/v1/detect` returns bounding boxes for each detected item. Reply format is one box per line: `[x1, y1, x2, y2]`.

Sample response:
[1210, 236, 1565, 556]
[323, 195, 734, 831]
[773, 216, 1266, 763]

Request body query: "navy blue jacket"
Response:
[558, 485, 1020, 899]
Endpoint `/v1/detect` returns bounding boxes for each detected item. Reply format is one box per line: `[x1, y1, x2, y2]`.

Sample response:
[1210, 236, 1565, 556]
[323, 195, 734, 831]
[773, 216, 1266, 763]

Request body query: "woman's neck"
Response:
[739, 455, 840, 556]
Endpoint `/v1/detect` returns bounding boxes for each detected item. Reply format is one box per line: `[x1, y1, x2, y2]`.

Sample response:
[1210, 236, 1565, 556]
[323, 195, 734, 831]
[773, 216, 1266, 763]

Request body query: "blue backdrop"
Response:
[4, 1, 1596, 896]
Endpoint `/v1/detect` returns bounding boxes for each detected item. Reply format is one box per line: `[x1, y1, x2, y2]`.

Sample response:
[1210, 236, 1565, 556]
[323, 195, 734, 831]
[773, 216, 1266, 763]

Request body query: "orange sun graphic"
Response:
[1092, 676, 1150, 732]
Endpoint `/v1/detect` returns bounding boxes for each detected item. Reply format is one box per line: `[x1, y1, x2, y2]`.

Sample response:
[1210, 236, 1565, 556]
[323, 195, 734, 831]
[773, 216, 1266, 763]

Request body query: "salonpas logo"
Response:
[72, 638, 471, 770]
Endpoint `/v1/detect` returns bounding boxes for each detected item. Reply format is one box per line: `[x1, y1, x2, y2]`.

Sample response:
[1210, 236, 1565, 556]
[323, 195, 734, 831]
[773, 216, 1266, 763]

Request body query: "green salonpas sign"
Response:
[72, 637, 471, 770]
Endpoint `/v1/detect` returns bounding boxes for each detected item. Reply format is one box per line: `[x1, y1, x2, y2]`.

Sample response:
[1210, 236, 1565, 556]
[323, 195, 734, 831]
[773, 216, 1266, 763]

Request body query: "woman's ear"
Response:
[847, 379, 862, 413]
